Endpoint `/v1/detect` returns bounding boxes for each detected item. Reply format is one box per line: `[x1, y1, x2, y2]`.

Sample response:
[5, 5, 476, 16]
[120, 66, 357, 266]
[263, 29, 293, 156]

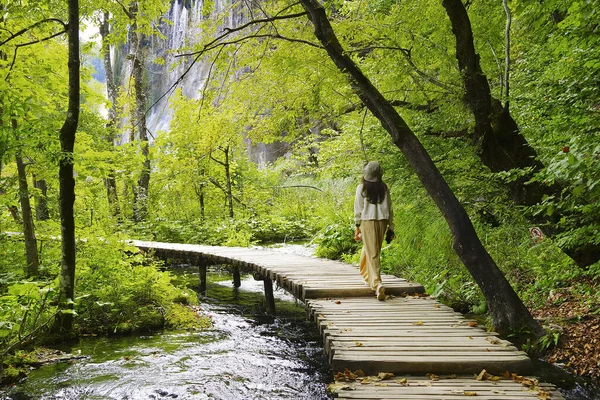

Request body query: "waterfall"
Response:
[114, 0, 289, 166]
[145, 0, 215, 136]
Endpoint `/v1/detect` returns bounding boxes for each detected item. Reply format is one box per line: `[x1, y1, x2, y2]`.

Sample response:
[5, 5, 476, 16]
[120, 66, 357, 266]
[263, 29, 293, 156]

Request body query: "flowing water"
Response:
[1, 266, 332, 400]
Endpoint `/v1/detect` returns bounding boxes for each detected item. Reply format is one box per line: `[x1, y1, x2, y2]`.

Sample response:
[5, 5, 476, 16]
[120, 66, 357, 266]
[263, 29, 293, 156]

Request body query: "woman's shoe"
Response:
[376, 284, 386, 301]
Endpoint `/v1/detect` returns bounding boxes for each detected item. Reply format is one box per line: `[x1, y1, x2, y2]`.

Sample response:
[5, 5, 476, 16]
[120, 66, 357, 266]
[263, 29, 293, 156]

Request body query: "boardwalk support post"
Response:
[198, 257, 207, 295]
[253, 273, 275, 314]
[232, 265, 241, 288]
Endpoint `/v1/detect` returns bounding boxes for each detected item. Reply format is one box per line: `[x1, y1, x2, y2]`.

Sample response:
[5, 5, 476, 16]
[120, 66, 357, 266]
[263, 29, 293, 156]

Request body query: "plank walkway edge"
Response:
[131, 240, 565, 399]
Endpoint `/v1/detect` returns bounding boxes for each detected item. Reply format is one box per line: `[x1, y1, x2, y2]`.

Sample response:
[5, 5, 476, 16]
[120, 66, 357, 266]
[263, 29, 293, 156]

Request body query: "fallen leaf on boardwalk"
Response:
[468, 336, 473, 339]
[360, 377, 372, 384]
[476, 369, 486, 381]
[334, 368, 358, 381]
[326, 382, 356, 393]
[446, 374, 458, 379]
[510, 373, 538, 387]
[476, 369, 501, 381]
[537, 389, 551, 399]
[492, 390, 506, 394]
[416, 381, 432, 386]
[354, 369, 365, 377]
[427, 373, 439, 381]
[434, 304, 441, 308]
[464, 391, 478, 396]
[377, 372, 395, 380]
[334, 300, 342, 304]
[355, 341, 363, 347]
[413, 321, 424, 325]
[374, 382, 388, 386]
[396, 378, 408, 386]
[469, 321, 478, 327]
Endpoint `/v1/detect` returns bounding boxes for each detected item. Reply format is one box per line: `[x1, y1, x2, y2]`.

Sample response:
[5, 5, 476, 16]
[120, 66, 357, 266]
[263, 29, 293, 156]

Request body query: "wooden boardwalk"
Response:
[132, 240, 565, 399]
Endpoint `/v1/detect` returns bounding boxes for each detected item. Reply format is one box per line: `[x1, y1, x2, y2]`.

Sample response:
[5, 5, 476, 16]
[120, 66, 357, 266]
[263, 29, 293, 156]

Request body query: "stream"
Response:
[1, 264, 333, 400]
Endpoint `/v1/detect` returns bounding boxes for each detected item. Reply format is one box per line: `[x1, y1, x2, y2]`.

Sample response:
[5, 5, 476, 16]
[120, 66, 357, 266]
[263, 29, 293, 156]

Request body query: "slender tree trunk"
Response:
[56, 0, 80, 333]
[15, 151, 39, 277]
[442, 0, 598, 267]
[223, 146, 234, 219]
[299, 0, 542, 337]
[100, 11, 121, 218]
[33, 176, 49, 221]
[129, 5, 150, 222]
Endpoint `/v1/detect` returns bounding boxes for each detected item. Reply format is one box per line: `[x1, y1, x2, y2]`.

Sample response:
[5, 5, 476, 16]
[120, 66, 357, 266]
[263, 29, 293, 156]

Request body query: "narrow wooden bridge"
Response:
[132, 240, 565, 399]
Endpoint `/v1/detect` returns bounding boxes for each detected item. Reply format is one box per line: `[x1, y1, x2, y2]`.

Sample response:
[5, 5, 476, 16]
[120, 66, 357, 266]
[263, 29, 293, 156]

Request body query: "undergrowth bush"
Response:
[314, 217, 359, 260]
[74, 237, 203, 334]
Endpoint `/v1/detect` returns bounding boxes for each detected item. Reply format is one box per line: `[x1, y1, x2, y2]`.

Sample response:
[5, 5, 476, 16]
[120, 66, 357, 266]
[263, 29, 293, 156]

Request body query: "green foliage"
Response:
[314, 218, 359, 260]
[164, 303, 211, 330]
[0, 281, 58, 356]
[73, 235, 200, 334]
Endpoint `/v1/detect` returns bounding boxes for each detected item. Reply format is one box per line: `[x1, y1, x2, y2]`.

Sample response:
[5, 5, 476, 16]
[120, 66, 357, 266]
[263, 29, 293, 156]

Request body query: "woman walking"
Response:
[354, 161, 394, 301]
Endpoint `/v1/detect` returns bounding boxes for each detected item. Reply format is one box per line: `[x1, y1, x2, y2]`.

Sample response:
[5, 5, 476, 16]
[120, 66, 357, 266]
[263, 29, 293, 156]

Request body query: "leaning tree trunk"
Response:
[442, 0, 599, 267]
[56, 0, 80, 333]
[99, 11, 121, 218]
[299, 0, 542, 337]
[15, 150, 39, 277]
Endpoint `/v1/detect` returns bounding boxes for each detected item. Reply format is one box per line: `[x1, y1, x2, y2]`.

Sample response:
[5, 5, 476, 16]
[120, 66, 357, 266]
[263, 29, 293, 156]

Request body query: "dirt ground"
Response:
[531, 285, 600, 387]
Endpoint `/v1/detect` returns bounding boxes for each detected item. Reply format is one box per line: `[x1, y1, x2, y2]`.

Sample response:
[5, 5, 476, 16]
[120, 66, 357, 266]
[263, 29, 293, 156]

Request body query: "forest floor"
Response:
[531, 281, 600, 387]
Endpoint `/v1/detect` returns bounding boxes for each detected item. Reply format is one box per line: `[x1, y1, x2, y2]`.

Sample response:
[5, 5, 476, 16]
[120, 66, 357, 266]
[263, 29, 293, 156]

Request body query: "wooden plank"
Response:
[330, 353, 532, 375]
[333, 376, 564, 400]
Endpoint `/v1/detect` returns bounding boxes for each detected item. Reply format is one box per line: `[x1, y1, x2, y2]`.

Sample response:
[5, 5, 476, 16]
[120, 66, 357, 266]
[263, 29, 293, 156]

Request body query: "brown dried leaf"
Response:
[377, 372, 395, 380]
[326, 382, 356, 393]
[427, 373, 439, 381]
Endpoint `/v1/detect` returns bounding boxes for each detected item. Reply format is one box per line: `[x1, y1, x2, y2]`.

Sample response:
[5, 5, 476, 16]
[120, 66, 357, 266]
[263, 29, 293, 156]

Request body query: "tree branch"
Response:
[0, 18, 67, 47]
[208, 177, 249, 208]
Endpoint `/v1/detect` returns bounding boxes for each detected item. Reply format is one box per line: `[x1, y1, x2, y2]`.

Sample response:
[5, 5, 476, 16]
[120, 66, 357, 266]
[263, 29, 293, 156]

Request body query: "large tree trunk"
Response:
[15, 151, 39, 277]
[441, 0, 544, 201]
[442, 0, 599, 267]
[129, 5, 150, 223]
[299, 0, 542, 337]
[100, 11, 121, 218]
[56, 0, 80, 333]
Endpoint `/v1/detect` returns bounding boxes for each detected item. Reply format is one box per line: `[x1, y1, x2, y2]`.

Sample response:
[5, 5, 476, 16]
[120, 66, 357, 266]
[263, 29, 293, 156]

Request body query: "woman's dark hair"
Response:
[362, 178, 387, 204]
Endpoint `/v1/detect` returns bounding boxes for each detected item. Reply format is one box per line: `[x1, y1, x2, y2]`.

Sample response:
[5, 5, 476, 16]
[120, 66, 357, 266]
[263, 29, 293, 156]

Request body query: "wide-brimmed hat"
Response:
[362, 161, 382, 182]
